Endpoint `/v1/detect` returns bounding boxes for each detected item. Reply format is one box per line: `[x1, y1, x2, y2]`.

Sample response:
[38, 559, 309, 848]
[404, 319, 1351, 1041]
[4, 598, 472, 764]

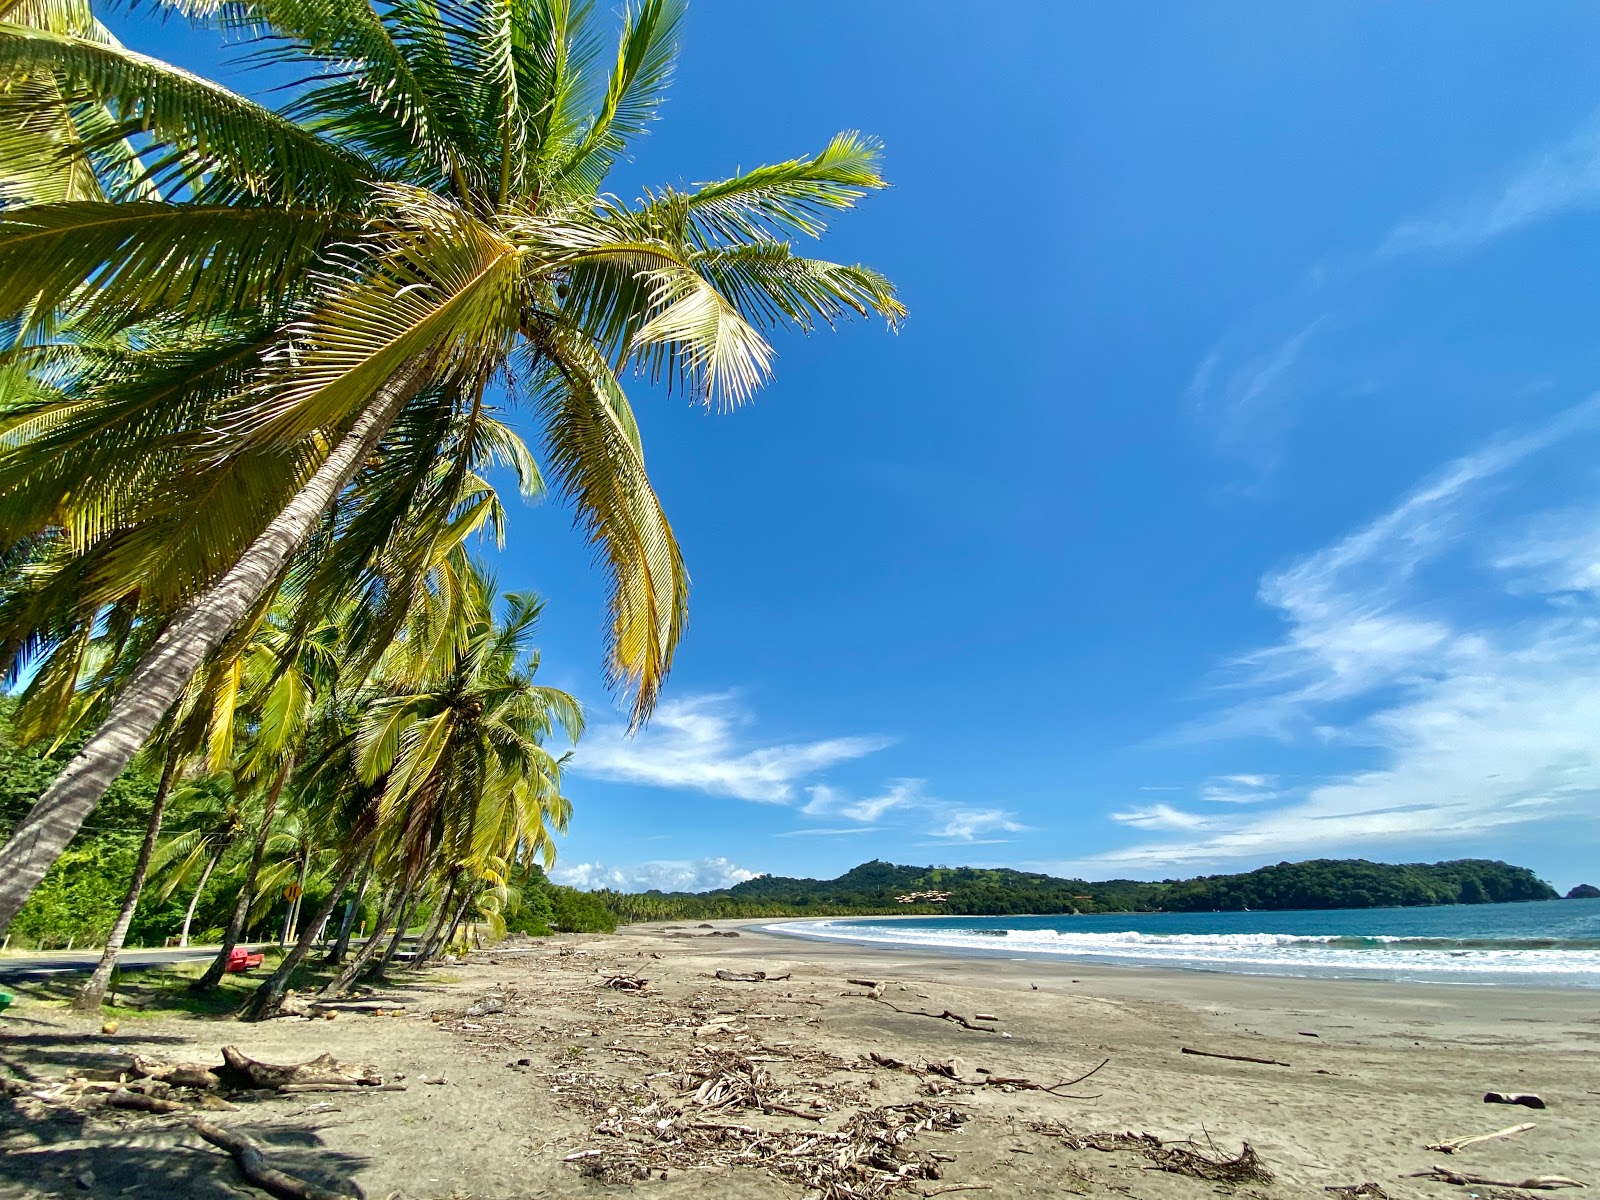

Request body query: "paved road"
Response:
[0, 944, 262, 982]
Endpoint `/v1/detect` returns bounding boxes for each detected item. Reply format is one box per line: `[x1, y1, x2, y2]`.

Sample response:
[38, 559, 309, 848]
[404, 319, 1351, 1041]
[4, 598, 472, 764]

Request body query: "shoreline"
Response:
[742, 911, 1600, 990]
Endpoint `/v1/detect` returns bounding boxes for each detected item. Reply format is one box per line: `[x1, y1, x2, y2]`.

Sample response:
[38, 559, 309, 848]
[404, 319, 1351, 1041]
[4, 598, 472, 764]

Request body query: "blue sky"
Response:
[119, 2, 1600, 892]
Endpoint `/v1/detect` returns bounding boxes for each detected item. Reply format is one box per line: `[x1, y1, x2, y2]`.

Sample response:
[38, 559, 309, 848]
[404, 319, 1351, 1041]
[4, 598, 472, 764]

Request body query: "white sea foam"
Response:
[768, 920, 1600, 986]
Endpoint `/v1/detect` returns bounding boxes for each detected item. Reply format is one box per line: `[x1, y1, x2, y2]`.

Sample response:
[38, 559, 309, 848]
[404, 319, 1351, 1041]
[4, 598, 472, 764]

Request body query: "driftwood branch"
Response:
[869, 998, 998, 1032]
[1408, 1166, 1584, 1190]
[190, 1118, 355, 1200]
[715, 970, 792, 983]
[1426, 1122, 1535, 1154]
[1180, 1047, 1290, 1067]
[219, 1045, 381, 1091]
[106, 1090, 187, 1114]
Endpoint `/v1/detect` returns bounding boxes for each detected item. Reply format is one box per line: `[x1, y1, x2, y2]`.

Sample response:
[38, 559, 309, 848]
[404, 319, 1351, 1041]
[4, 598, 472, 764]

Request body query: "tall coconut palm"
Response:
[0, 0, 900, 931]
[245, 557, 578, 1017]
[149, 771, 248, 946]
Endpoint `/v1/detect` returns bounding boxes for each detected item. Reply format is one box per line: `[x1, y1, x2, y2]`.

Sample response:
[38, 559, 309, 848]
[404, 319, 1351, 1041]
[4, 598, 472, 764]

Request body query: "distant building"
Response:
[895, 890, 953, 904]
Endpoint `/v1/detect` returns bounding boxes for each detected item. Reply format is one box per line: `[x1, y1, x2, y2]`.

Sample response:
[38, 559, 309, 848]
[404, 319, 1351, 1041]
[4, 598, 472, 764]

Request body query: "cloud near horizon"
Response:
[569, 693, 890, 803]
[1082, 405, 1600, 874]
[550, 856, 758, 893]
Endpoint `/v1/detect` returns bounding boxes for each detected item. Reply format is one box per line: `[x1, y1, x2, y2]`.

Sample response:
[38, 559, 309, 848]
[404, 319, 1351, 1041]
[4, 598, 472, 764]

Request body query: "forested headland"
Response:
[594, 857, 1559, 923]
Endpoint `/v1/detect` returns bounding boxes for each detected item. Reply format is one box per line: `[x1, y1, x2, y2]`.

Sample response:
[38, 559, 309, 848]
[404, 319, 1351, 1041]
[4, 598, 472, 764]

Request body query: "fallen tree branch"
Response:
[190, 1118, 355, 1200]
[1408, 1166, 1584, 1190]
[1180, 1047, 1290, 1067]
[871, 999, 997, 1033]
[1426, 1122, 1535, 1154]
[106, 1090, 187, 1114]
[715, 970, 792, 983]
[219, 1046, 382, 1091]
[921, 1186, 993, 1196]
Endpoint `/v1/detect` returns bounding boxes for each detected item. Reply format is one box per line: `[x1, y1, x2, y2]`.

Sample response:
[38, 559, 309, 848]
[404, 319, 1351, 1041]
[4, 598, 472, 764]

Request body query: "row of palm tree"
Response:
[0, 0, 901, 1007]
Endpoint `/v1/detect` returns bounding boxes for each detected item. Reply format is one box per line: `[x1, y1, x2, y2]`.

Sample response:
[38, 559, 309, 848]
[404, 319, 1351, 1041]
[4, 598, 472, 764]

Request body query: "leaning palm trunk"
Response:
[439, 888, 475, 959]
[410, 874, 456, 966]
[191, 756, 292, 991]
[177, 849, 221, 948]
[72, 753, 178, 1012]
[371, 890, 422, 981]
[0, 364, 426, 933]
[320, 873, 413, 997]
[238, 839, 369, 1021]
[326, 847, 373, 965]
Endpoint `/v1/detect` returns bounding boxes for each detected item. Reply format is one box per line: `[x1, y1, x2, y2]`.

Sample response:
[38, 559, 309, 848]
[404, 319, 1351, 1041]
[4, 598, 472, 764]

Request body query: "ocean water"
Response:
[769, 898, 1600, 988]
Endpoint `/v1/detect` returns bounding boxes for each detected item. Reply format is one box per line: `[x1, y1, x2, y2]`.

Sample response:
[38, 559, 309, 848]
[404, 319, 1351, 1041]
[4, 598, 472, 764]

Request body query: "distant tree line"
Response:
[585, 857, 1559, 923]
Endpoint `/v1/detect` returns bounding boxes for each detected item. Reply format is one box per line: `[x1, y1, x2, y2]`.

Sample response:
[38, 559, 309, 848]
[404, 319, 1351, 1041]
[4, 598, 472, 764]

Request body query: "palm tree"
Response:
[0, 0, 901, 932]
[245, 557, 579, 1017]
[149, 771, 249, 947]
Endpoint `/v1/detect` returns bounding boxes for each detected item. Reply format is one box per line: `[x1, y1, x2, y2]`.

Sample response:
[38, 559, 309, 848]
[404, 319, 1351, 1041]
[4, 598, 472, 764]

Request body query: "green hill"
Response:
[596, 857, 1558, 923]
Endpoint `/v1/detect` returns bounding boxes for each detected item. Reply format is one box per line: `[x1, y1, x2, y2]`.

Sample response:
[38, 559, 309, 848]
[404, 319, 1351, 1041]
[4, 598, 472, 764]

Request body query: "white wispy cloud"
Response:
[1382, 118, 1600, 255]
[1199, 774, 1279, 803]
[1192, 110, 1600, 462]
[570, 693, 890, 803]
[841, 780, 923, 823]
[551, 857, 758, 893]
[1093, 405, 1600, 872]
[925, 808, 1027, 844]
[794, 777, 1026, 844]
[1108, 803, 1210, 832]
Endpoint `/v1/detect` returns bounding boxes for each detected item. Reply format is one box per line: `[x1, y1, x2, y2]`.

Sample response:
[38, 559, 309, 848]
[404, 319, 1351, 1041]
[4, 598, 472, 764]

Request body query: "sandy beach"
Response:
[3, 920, 1597, 1199]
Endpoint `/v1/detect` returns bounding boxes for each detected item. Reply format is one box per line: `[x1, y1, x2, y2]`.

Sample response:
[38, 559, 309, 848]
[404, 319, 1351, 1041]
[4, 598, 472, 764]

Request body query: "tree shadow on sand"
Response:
[0, 1099, 370, 1200]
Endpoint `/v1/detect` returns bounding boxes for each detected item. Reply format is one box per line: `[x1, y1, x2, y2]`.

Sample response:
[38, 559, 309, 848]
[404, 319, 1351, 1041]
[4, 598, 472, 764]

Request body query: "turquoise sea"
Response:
[770, 897, 1600, 988]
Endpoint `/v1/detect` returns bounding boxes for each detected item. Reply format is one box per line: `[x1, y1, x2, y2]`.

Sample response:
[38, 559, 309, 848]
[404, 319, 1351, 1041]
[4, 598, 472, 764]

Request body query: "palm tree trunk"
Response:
[0, 363, 427, 934]
[371, 887, 423, 981]
[72, 752, 178, 1012]
[177, 849, 221, 948]
[319, 872, 413, 998]
[238, 838, 370, 1022]
[326, 847, 374, 965]
[439, 887, 474, 959]
[412, 875, 456, 966]
[280, 845, 310, 946]
[191, 756, 292, 992]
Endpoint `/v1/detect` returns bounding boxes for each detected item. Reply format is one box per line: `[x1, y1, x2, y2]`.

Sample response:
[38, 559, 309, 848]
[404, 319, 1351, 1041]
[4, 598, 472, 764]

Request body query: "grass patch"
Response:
[5, 948, 347, 1020]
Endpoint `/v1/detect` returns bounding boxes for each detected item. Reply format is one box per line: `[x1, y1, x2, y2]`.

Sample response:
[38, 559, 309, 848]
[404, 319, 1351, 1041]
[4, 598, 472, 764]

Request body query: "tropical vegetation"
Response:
[587, 858, 1560, 922]
[0, 0, 901, 1011]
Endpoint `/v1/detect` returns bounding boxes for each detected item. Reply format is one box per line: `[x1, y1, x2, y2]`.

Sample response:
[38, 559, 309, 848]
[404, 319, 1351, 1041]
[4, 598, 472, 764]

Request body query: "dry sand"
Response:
[2, 918, 1597, 1199]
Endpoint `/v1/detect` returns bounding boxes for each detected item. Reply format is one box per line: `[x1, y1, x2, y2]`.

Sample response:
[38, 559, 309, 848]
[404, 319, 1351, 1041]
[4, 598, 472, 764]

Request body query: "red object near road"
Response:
[225, 947, 264, 973]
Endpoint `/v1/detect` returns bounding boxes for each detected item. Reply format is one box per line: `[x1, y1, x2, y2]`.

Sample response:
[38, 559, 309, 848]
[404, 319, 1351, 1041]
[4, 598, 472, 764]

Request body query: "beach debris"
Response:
[854, 989, 999, 1033]
[1324, 1184, 1390, 1199]
[1484, 1090, 1547, 1109]
[219, 1045, 383, 1092]
[864, 1051, 1108, 1097]
[1181, 1046, 1291, 1067]
[1408, 1166, 1584, 1190]
[599, 974, 650, 990]
[273, 992, 336, 1020]
[100, 1020, 119, 1035]
[1426, 1122, 1536, 1154]
[191, 1116, 355, 1200]
[106, 1090, 189, 1114]
[713, 969, 792, 982]
[464, 995, 504, 1017]
[566, 1095, 968, 1196]
[972, 1013, 999, 1023]
[1029, 1120, 1273, 1183]
[1299, 1030, 1321, 1037]
[920, 1187, 993, 1196]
